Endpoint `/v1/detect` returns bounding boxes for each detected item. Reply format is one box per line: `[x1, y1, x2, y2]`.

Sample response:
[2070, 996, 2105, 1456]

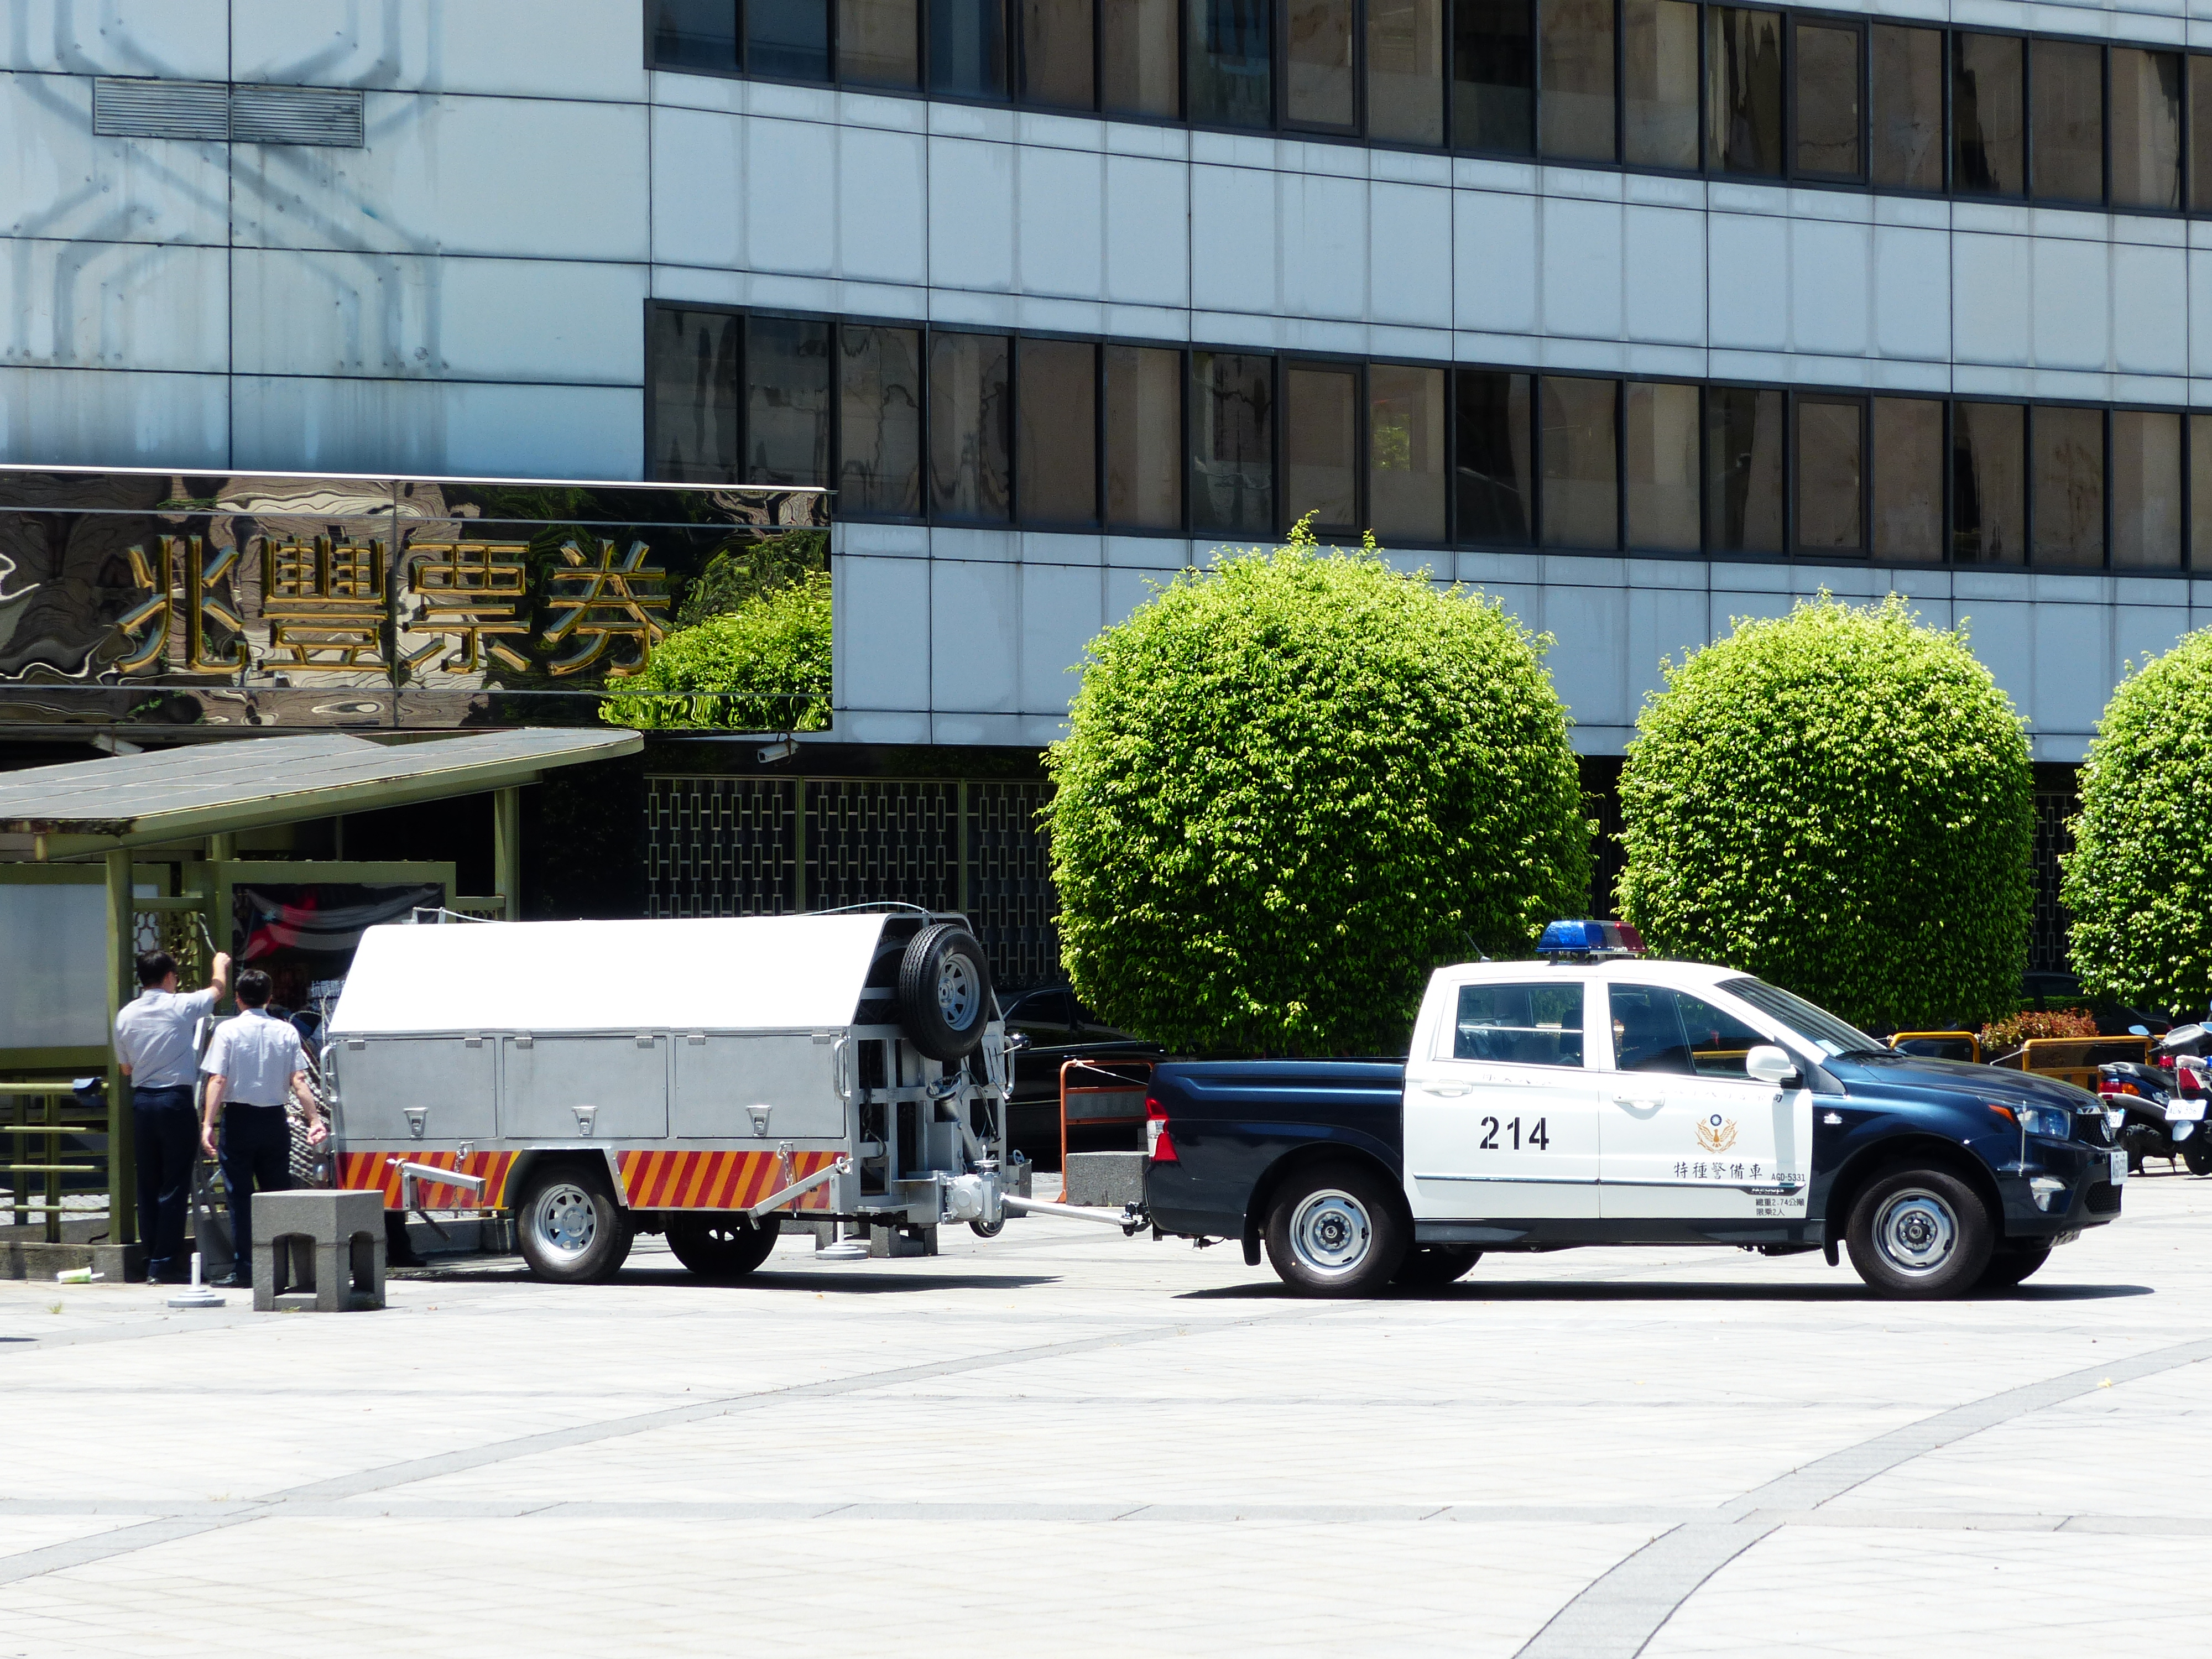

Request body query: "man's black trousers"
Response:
[131, 1085, 198, 1279]
[218, 1104, 294, 1276]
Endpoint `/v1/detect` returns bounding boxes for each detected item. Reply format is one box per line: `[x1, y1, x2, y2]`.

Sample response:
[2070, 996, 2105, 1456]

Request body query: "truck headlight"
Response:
[2015, 1104, 2071, 1140]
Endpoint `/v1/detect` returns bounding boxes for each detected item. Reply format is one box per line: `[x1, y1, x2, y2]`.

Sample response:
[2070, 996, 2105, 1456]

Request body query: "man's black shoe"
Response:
[388, 1252, 428, 1269]
[212, 1271, 249, 1288]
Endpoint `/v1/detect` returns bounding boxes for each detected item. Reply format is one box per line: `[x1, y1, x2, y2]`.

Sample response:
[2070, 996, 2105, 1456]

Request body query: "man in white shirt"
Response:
[113, 947, 232, 1284]
[199, 968, 325, 1289]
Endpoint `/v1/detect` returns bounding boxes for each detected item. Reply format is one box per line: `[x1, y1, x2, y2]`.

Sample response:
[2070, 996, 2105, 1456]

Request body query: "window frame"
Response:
[1789, 390, 1869, 559]
[1785, 10, 1867, 184]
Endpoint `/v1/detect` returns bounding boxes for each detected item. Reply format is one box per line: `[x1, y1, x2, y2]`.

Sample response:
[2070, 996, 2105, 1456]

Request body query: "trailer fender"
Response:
[503, 1147, 632, 1216]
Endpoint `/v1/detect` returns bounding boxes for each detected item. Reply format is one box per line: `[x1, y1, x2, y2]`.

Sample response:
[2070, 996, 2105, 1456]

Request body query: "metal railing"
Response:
[0, 1081, 107, 1245]
[1059, 1057, 1154, 1169]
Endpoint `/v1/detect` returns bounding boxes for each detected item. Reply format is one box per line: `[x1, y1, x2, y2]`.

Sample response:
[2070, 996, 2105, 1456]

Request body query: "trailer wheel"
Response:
[898, 922, 994, 1062]
[1844, 1167, 1993, 1300]
[666, 1215, 781, 1281]
[515, 1164, 633, 1285]
[1263, 1161, 1408, 1297]
[1392, 1244, 1482, 1289]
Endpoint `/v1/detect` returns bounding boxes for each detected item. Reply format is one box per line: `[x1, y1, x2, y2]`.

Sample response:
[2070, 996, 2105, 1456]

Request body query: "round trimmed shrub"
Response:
[599, 571, 831, 732]
[2063, 629, 2212, 1015]
[1046, 535, 1591, 1056]
[1616, 593, 2032, 1030]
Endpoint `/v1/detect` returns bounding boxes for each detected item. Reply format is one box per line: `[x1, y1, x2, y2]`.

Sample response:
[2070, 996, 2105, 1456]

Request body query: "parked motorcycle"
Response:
[2099, 1023, 2212, 1174]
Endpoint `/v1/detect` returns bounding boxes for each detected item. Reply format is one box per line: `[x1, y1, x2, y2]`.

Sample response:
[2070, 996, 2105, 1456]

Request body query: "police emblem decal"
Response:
[1695, 1113, 1738, 1154]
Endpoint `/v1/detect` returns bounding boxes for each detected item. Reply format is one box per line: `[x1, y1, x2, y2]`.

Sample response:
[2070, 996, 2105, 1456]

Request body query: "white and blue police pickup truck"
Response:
[1140, 922, 2126, 1297]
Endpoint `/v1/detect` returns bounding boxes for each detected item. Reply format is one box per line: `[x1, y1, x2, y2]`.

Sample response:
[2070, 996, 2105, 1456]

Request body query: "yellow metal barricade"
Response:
[1990, 1035, 2152, 1092]
[0, 1081, 107, 1245]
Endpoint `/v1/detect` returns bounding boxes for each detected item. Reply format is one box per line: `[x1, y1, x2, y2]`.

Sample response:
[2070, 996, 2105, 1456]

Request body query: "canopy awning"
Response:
[0, 727, 640, 854]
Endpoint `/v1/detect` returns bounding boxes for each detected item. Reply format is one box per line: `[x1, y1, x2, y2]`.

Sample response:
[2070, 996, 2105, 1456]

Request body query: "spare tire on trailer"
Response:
[898, 922, 993, 1061]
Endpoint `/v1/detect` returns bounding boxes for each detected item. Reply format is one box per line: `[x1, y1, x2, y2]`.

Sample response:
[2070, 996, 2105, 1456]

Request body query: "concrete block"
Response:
[869, 1223, 938, 1258]
[1065, 1151, 1146, 1208]
[253, 1188, 385, 1312]
[0, 1239, 145, 1282]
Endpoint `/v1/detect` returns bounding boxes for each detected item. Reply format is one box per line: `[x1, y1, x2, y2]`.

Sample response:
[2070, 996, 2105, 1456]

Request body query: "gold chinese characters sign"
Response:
[0, 469, 827, 724]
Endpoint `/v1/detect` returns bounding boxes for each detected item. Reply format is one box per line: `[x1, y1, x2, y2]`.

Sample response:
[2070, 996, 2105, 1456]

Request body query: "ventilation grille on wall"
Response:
[92, 78, 365, 147]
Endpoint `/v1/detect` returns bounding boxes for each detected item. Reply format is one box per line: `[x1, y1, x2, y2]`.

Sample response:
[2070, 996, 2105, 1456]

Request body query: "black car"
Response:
[999, 987, 1163, 1166]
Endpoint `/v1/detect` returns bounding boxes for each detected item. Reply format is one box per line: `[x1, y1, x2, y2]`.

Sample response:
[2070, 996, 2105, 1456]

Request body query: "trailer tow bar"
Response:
[748, 1155, 852, 1222]
[1001, 1194, 1150, 1237]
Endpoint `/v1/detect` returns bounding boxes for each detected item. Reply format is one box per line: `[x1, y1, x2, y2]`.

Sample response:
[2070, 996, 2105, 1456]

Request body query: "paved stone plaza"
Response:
[2, 1172, 2209, 1657]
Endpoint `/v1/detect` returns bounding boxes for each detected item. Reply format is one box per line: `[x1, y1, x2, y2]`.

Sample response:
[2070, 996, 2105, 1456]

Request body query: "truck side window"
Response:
[1453, 983, 1585, 1067]
[1610, 987, 1768, 1077]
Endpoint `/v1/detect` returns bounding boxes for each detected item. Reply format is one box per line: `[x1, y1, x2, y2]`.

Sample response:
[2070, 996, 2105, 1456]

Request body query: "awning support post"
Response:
[493, 787, 521, 921]
[105, 846, 136, 1246]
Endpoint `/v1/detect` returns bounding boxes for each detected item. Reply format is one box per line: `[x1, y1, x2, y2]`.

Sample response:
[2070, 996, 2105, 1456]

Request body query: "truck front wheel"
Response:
[1844, 1167, 1994, 1300]
[666, 1214, 780, 1281]
[516, 1164, 634, 1285]
[1264, 1163, 1408, 1297]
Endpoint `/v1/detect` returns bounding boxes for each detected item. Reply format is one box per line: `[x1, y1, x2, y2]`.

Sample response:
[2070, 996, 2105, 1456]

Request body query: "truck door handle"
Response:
[1422, 1084, 1471, 1097]
[1613, 1095, 1662, 1110]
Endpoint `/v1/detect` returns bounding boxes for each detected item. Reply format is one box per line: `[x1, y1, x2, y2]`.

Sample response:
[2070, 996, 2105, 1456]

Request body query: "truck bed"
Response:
[1141, 1060, 1406, 1243]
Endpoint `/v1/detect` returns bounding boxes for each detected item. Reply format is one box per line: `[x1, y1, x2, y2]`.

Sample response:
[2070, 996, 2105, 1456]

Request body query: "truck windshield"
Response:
[1721, 977, 1886, 1058]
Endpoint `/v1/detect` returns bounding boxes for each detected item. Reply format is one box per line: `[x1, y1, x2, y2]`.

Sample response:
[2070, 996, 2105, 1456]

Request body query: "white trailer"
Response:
[321, 909, 1032, 1281]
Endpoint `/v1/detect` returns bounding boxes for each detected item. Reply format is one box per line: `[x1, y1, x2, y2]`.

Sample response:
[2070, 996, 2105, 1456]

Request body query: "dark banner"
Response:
[0, 467, 827, 731]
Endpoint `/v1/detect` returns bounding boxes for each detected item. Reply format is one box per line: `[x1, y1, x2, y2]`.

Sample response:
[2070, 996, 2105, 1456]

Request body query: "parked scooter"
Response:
[2099, 1023, 2212, 1174]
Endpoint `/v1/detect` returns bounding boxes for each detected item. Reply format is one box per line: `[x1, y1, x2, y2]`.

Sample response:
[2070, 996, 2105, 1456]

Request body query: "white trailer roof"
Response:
[327, 914, 893, 1036]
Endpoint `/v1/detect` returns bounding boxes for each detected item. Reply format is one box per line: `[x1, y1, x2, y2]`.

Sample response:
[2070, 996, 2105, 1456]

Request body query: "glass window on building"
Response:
[1707, 8, 1784, 177]
[838, 324, 925, 515]
[650, 308, 740, 484]
[933, 0, 1010, 95]
[1454, 0, 1533, 154]
[1871, 397, 1943, 561]
[1105, 345, 1184, 529]
[2195, 60, 2212, 215]
[1623, 0, 1699, 170]
[1539, 0, 1615, 161]
[1103, 0, 1180, 115]
[1541, 376, 1619, 549]
[1018, 339, 1098, 524]
[1190, 0, 1272, 127]
[2111, 410, 2182, 569]
[1953, 33, 2023, 196]
[1284, 364, 1359, 531]
[1707, 386, 1784, 552]
[653, 0, 739, 69]
[928, 331, 1014, 520]
[745, 315, 832, 487]
[843, 0, 921, 85]
[1793, 18, 1863, 178]
[1368, 0, 1443, 145]
[1021, 0, 1094, 105]
[1796, 395, 1864, 552]
[2031, 405, 2104, 565]
[1455, 368, 1534, 545]
[2194, 416, 2212, 567]
[2031, 41, 2104, 205]
[749, 0, 831, 79]
[1871, 24, 1943, 191]
[1192, 351, 1275, 534]
[1285, 0, 1357, 128]
[2110, 48, 2182, 213]
[1369, 363, 1447, 542]
[1952, 401, 2026, 563]
[1624, 382, 1699, 551]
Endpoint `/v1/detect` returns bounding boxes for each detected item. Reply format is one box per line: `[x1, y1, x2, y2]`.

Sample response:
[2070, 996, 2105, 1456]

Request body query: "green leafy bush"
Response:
[1617, 593, 2032, 1030]
[599, 570, 831, 732]
[1046, 531, 1590, 1056]
[2063, 629, 2212, 1014]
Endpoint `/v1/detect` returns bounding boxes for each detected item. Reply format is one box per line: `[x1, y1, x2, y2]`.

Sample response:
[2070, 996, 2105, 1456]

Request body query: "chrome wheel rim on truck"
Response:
[1288, 1188, 1372, 1276]
[1873, 1187, 1957, 1276]
[937, 954, 980, 1032]
[528, 1181, 599, 1265]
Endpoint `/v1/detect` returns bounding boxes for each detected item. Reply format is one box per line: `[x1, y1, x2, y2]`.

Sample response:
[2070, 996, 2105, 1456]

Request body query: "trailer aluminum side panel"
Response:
[332, 1035, 496, 1142]
[673, 1034, 842, 1140]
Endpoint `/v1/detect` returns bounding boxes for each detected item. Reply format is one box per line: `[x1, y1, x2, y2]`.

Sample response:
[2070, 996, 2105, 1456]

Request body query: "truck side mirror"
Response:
[1745, 1045, 1799, 1086]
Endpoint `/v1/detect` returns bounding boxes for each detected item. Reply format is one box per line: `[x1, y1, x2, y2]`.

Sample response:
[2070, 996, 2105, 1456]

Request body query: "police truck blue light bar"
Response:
[1536, 919, 1647, 959]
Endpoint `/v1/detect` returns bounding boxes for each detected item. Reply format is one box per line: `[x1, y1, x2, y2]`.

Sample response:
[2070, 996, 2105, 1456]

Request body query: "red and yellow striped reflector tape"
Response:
[618, 1149, 839, 1211]
[335, 1150, 515, 1210]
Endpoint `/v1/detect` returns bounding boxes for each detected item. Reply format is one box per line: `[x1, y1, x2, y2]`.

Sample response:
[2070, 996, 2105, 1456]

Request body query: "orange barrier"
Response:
[1060, 1057, 1154, 1171]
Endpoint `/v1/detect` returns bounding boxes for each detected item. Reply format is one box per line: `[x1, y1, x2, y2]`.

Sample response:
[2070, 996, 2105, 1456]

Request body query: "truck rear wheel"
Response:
[1845, 1167, 1994, 1300]
[898, 923, 993, 1062]
[666, 1214, 780, 1281]
[516, 1164, 634, 1285]
[1264, 1162, 1408, 1297]
[1393, 1244, 1481, 1288]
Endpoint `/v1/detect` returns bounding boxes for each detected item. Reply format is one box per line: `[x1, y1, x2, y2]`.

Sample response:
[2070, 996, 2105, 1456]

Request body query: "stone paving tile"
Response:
[0, 1171, 2205, 1655]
